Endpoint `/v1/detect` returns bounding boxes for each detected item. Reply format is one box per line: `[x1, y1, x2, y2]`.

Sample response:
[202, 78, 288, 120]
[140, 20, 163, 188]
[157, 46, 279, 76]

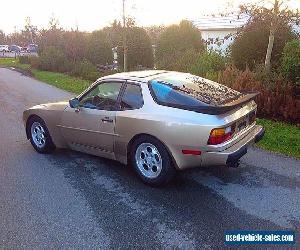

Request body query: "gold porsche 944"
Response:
[23, 70, 265, 185]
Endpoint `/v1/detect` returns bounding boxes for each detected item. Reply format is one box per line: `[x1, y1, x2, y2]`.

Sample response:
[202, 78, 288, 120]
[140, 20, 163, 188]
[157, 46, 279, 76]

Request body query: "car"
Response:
[21, 47, 28, 52]
[23, 70, 265, 185]
[0, 45, 9, 52]
[9, 45, 21, 53]
[27, 43, 38, 53]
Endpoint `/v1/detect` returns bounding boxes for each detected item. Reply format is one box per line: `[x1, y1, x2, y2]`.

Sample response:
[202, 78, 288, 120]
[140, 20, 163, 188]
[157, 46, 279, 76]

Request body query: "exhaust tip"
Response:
[227, 160, 240, 168]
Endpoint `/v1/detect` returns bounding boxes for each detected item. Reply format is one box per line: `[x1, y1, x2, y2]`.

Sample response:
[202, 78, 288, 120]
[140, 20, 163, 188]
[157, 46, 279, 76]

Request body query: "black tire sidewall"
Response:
[27, 116, 55, 154]
[130, 136, 176, 186]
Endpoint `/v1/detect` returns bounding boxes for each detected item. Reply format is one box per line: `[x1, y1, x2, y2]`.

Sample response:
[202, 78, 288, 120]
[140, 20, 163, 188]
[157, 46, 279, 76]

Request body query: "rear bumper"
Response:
[201, 125, 265, 167]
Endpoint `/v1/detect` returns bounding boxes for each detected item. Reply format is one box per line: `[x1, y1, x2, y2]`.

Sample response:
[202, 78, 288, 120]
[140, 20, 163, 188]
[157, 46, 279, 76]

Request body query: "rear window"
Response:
[150, 81, 209, 108]
[149, 72, 243, 107]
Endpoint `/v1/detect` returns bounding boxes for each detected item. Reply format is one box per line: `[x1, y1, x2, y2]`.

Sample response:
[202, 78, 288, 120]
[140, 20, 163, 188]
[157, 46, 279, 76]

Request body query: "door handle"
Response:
[101, 117, 113, 123]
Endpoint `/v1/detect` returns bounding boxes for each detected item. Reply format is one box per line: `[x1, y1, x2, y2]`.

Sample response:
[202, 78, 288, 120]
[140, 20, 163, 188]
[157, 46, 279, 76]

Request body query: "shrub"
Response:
[117, 27, 154, 71]
[29, 56, 40, 69]
[281, 40, 300, 85]
[19, 56, 31, 64]
[188, 50, 226, 78]
[157, 49, 198, 72]
[86, 30, 113, 66]
[218, 66, 300, 124]
[70, 59, 100, 81]
[156, 20, 205, 64]
[38, 46, 72, 73]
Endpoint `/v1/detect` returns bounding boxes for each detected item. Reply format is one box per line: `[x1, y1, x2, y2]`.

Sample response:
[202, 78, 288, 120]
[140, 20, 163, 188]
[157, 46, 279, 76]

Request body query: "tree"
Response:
[281, 39, 300, 84]
[145, 25, 165, 45]
[0, 30, 6, 44]
[240, 0, 300, 73]
[86, 30, 113, 65]
[230, 17, 296, 70]
[189, 50, 227, 77]
[156, 20, 205, 69]
[23, 17, 38, 44]
[37, 16, 64, 54]
[117, 27, 154, 70]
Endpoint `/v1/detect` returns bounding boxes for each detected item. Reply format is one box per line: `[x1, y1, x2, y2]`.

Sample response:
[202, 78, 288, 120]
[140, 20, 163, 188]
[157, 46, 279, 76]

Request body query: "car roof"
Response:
[100, 70, 170, 83]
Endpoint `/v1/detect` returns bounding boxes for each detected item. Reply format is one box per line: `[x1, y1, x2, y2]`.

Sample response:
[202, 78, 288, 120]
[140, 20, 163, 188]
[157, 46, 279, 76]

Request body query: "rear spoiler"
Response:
[196, 91, 259, 115]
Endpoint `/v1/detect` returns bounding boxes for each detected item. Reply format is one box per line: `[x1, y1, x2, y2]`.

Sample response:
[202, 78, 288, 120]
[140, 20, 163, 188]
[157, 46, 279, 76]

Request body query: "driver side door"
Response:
[59, 80, 124, 159]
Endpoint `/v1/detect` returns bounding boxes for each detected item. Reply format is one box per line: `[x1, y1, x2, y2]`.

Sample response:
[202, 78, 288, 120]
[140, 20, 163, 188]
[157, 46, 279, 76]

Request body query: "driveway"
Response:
[0, 68, 299, 249]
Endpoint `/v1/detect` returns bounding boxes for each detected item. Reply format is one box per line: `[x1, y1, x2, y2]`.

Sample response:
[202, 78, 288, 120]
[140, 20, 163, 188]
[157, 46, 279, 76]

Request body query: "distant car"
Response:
[9, 45, 21, 53]
[0, 45, 9, 52]
[23, 71, 265, 185]
[27, 44, 38, 53]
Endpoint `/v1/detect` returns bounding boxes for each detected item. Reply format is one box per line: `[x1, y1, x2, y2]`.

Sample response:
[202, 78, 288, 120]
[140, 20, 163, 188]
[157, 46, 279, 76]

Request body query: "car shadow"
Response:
[44, 148, 291, 248]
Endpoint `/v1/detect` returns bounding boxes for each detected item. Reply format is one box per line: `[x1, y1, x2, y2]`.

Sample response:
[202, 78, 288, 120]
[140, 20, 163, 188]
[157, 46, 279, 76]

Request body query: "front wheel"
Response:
[27, 116, 56, 154]
[130, 136, 176, 186]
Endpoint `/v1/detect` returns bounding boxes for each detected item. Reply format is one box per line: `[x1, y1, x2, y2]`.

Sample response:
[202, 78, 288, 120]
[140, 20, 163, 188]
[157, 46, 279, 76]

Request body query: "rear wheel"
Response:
[130, 136, 176, 186]
[27, 116, 55, 154]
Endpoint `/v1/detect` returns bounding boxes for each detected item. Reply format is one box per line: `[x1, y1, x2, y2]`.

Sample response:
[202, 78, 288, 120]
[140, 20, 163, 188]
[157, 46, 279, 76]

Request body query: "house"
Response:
[192, 14, 249, 52]
[192, 14, 300, 53]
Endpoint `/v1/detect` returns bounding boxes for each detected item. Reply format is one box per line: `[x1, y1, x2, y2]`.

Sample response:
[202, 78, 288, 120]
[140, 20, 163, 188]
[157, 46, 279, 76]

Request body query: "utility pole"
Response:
[122, 0, 127, 72]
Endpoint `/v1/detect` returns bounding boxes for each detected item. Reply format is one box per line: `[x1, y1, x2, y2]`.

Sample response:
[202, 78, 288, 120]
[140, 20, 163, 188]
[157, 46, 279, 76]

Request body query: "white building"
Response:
[192, 14, 249, 52]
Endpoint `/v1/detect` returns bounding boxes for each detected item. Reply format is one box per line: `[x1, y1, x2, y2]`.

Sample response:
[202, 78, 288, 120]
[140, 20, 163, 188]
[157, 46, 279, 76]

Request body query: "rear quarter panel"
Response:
[114, 84, 257, 169]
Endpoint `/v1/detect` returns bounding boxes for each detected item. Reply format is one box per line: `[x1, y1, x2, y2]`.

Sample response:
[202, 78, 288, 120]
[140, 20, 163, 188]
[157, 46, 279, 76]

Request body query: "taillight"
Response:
[207, 124, 235, 145]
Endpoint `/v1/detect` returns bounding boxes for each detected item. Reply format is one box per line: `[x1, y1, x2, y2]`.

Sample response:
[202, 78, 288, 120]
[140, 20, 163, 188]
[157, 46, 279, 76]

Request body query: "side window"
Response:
[120, 84, 143, 110]
[79, 82, 123, 110]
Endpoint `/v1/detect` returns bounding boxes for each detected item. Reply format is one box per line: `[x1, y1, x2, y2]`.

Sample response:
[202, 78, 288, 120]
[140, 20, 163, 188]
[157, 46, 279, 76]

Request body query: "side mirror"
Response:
[69, 98, 80, 108]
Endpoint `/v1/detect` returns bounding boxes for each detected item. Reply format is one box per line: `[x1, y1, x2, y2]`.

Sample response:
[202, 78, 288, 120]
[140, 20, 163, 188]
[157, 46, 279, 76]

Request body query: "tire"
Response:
[27, 116, 56, 154]
[130, 135, 176, 186]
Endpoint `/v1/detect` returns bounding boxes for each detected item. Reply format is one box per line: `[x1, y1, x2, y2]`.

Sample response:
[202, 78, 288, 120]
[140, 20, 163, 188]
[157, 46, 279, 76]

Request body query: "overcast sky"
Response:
[0, 0, 299, 33]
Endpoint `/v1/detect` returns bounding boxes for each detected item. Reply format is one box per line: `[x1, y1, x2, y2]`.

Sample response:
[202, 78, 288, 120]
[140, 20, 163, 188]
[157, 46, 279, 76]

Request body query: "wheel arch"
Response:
[126, 133, 179, 169]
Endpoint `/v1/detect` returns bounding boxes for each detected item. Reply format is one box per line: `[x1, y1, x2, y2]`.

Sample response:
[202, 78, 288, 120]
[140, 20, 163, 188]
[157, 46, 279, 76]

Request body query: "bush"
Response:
[29, 56, 40, 69]
[70, 59, 100, 81]
[38, 46, 72, 73]
[117, 27, 154, 70]
[281, 40, 300, 85]
[188, 50, 227, 78]
[156, 20, 205, 66]
[157, 49, 198, 72]
[19, 56, 31, 64]
[218, 66, 300, 124]
[86, 30, 113, 66]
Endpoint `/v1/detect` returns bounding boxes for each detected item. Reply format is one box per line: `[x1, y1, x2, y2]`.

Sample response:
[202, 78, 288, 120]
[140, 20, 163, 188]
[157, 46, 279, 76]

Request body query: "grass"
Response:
[0, 58, 90, 94]
[32, 70, 90, 94]
[256, 118, 300, 159]
[0, 57, 31, 70]
[0, 58, 299, 159]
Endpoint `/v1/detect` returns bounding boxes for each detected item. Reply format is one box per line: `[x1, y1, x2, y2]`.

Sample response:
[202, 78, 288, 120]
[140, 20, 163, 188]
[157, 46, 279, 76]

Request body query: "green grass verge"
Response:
[32, 70, 90, 94]
[1, 58, 299, 159]
[0, 57, 31, 70]
[256, 118, 300, 159]
[0, 58, 90, 94]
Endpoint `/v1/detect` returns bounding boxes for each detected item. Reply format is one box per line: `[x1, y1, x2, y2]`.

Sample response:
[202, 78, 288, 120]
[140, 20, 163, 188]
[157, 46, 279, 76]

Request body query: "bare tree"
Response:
[264, 0, 279, 73]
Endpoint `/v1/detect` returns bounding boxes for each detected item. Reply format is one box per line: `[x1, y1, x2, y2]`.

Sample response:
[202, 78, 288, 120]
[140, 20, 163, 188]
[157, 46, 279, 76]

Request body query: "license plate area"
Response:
[237, 117, 249, 132]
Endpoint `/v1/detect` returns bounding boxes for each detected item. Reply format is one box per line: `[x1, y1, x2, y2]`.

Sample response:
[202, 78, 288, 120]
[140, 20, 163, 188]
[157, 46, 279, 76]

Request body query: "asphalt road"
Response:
[0, 67, 299, 249]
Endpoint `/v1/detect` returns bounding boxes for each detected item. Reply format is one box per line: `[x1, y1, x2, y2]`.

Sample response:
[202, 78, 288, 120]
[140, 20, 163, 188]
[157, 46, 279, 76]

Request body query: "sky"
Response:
[0, 0, 299, 34]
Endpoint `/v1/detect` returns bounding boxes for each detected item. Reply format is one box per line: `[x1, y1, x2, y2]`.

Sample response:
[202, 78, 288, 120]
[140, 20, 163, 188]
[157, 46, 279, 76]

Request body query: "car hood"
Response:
[29, 101, 69, 111]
